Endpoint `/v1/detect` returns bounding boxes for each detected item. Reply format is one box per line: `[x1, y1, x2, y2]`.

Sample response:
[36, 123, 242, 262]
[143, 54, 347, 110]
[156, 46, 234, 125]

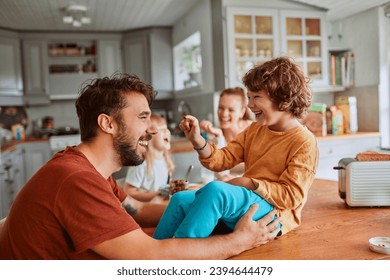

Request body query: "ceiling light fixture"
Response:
[62, 4, 91, 27]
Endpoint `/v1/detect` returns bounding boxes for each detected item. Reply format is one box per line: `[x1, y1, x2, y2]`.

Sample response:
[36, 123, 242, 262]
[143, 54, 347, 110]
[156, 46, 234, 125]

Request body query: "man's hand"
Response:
[233, 205, 279, 250]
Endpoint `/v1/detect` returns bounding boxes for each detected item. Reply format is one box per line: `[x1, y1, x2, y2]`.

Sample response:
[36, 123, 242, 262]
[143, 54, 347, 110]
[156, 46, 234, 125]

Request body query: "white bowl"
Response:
[369, 237, 390, 255]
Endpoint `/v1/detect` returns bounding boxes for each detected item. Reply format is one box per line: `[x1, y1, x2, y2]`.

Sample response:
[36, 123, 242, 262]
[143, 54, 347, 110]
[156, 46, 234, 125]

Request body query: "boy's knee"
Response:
[198, 181, 226, 198]
[170, 190, 195, 206]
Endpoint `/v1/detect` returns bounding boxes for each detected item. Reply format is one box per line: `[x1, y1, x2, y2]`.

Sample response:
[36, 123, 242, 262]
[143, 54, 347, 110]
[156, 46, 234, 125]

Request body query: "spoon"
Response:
[185, 165, 194, 181]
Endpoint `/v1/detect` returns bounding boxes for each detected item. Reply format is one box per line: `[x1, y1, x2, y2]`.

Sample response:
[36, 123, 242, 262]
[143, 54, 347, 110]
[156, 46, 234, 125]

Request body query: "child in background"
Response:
[123, 114, 175, 202]
[200, 87, 252, 181]
[153, 56, 319, 239]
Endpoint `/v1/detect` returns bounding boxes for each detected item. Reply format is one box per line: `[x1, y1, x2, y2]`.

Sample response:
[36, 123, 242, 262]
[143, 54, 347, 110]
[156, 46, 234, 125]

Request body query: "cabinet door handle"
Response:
[4, 164, 13, 184]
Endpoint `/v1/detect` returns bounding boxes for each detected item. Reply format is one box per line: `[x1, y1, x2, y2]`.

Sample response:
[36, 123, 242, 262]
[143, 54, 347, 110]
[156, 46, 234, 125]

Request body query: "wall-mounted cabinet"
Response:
[47, 40, 98, 100]
[226, 7, 329, 90]
[280, 10, 328, 87]
[123, 27, 173, 99]
[22, 40, 50, 105]
[97, 40, 123, 77]
[0, 36, 23, 101]
[21, 34, 123, 102]
[226, 8, 279, 87]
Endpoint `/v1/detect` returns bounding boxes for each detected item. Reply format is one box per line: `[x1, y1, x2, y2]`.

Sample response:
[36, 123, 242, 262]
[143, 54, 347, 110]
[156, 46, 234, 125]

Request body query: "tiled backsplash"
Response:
[335, 85, 379, 132]
[25, 100, 78, 136]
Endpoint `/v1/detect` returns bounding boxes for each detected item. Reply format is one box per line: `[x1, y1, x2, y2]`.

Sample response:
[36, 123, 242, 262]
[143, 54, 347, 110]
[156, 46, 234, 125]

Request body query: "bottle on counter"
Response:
[11, 124, 25, 141]
[329, 105, 344, 135]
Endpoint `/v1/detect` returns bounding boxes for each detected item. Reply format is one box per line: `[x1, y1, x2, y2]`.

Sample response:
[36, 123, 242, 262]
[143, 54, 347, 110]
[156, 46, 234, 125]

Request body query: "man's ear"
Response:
[97, 113, 115, 134]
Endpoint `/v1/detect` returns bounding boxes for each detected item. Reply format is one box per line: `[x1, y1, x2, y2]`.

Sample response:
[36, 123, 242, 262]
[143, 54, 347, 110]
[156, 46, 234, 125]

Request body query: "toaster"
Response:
[334, 158, 390, 206]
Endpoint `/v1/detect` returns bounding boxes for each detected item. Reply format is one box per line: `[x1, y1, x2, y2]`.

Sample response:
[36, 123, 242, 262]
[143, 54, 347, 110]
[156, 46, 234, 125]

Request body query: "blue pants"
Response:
[153, 181, 276, 239]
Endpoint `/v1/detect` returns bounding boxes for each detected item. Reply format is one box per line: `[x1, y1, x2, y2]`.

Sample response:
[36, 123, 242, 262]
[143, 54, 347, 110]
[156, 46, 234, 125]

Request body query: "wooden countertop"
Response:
[230, 179, 390, 260]
[170, 137, 194, 153]
[1, 137, 49, 153]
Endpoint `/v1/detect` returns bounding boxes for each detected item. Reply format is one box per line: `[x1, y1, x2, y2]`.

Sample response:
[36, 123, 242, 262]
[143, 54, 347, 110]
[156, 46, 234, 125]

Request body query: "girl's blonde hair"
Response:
[145, 114, 175, 177]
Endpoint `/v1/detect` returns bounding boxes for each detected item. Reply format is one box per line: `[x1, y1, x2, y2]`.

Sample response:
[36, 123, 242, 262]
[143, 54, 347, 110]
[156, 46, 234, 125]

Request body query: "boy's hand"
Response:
[179, 115, 204, 146]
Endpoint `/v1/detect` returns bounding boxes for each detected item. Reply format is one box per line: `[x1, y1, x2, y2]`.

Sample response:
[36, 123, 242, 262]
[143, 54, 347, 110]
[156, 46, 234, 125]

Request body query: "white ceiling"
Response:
[293, 0, 390, 21]
[0, 0, 389, 32]
[0, 0, 200, 32]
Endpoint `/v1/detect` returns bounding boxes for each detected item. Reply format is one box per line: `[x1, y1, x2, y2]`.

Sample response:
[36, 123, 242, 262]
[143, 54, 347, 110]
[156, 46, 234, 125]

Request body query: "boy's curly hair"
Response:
[242, 56, 312, 119]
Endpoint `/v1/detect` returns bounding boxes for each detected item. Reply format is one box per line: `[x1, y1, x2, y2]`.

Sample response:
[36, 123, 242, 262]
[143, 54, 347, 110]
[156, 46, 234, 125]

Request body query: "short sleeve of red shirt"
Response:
[55, 171, 140, 253]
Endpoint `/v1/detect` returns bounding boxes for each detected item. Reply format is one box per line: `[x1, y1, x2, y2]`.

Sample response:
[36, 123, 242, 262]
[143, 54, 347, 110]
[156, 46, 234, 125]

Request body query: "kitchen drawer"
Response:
[318, 136, 380, 159]
[316, 135, 381, 180]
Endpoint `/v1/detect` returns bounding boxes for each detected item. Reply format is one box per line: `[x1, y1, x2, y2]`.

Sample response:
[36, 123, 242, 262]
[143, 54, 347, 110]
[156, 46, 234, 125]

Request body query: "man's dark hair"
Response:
[75, 73, 157, 141]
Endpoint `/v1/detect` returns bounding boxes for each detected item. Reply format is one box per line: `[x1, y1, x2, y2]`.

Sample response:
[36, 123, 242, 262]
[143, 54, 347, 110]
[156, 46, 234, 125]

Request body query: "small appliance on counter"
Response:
[334, 153, 390, 206]
[32, 115, 80, 138]
[49, 134, 81, 155]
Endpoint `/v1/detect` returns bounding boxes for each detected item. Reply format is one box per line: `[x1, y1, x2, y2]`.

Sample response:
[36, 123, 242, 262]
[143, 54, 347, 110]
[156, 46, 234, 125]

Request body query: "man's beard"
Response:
[113, 123, 145, 167]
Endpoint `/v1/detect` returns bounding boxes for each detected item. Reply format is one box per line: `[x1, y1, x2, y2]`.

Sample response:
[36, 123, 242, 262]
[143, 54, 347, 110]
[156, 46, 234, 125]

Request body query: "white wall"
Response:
[328, 8, 380, 87]
[329, 6, 390, 148]
[378, 7, 390, 148]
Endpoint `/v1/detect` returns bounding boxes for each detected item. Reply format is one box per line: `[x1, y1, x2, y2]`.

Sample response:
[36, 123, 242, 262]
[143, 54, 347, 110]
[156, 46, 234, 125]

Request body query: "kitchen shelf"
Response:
[47, 41, 97, 75]
[48, 43, 96, 56]
[311, 85, 347, 93]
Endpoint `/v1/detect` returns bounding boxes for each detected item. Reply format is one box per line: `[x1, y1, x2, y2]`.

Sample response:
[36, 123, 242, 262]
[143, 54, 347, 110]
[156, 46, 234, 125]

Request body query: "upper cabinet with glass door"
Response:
[226, 7, 328, 89]
[226, 8, 279, 87]
[280, 10, 328, 87]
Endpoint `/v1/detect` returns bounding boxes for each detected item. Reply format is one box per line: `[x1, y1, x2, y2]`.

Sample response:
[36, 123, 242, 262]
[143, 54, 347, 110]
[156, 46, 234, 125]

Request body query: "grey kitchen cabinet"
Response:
[0, 151, 12, 219]
[10, 146, 25, 196]
[22, 39, 50, 105]
[123, 27, 173, 99]
[0, 146, 25, 219]
[20, 33, 123, 101]
[0, 141, 51, 219]
[97, 39, 123, 77]
[22, 141, 51, 182]
[0, 31, 23, 104]
[47, 39, 98, 100]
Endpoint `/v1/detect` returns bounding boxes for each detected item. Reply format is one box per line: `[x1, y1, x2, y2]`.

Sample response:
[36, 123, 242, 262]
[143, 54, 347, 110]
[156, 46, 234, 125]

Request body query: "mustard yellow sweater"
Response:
[200, 122, 319, 234]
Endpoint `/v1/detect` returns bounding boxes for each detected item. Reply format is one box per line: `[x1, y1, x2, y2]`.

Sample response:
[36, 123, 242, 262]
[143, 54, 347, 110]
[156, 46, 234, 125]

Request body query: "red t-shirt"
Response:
[0, 147, 140, 259]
